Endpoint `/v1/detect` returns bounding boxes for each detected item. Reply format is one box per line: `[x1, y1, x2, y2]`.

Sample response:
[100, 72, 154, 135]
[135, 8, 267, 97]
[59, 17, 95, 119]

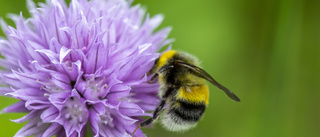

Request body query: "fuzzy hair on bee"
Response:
[132, 50, 240, 136]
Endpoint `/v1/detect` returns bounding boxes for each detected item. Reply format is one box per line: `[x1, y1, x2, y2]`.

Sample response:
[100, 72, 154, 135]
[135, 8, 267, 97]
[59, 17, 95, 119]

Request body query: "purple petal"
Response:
[59, 46, 72, 64]
[119, 102, 150, 117]
[131, 83, 159, 93]
[15, 116, 50, 137]
[42, 123, 62, 137]
[7, 88, 46, 101]
[1, 101, 28, 113]
[49, 92, 71, 108]
[11, 110, 38, 123]
[25, 42, 49, 64]
[35, 49, 59, 64]
[89, 111, 100, 136]
[50, 72, 72, 90]
[0, 73, 25, 88]
[0, 87, 13, 96]
[83, 43, 99, 74]
[0, 58, 17, 70]
[134, 93, 160, 111]
[12, 70, 47, 88]
[25, 100, 51, 110]
[50, 37, 63, 55]
[41, 106, 59, 122]
[115, 110, 138, 126]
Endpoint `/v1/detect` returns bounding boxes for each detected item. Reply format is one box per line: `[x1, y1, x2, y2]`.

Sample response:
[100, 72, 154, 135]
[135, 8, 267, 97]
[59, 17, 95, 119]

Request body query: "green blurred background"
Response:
[0, 0, 319, 137]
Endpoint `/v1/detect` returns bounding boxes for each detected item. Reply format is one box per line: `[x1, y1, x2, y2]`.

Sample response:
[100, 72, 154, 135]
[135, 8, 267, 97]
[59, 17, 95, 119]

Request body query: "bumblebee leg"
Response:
[148, 65, 174, 83]
[132, 118, 152, 137]
[158, 65, 174, 73]
[148, 73, 159, 83]
[151, 86, 179, 120]
[153, 100, 166, 119]
[132, 100, 166, 137]
[132, 86, 179, 137]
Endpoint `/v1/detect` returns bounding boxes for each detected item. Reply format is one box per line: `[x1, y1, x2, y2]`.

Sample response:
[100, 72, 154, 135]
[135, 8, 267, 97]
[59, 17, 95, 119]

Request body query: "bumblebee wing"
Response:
[175, 60, 240, 102]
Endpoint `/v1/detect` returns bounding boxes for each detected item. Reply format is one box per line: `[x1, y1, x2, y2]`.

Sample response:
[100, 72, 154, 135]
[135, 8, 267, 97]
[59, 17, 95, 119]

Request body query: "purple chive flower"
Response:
[0, 0, 172, 136]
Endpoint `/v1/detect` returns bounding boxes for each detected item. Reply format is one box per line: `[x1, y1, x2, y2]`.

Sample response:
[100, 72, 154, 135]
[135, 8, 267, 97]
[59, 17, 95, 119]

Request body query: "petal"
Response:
[95, 44, 108, 71]
[115, 110, 137, 126]
[50, 37, 63, 55]
[125, 54, 158, 80]
[1, 101, 28, 113]
[7, 88, 46, 101]
[31, 61, 55, 73]
[35, 49, 59, 64]
[25, 42, 49, 64]
[148, 14, 164, 31]
[59, 46, 72, 64]
[0, 87, 13, 96]
[12, 70, 47, 88]
[0, 73, 25, 88]
[11, 110, 38, 123]
[15, 116, 50, 137]
[0, 58, 17, 70]
[42, 123, 62, 137]
[40, 106, 59, 123]
[84, 43, 105, 74]
[119, 102, 148, 117]
[49, 92, 71, 108]
[25, 100, 51, 110]
[89, 111, 100, 136]
[131, 83, 159, 93]
[50, 72, 72, 90]
[26, 0, 36, 13]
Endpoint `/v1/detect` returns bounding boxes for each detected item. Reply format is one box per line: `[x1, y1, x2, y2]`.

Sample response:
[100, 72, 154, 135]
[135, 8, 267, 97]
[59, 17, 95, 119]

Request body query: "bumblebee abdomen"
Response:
[160, 100, 206, 132]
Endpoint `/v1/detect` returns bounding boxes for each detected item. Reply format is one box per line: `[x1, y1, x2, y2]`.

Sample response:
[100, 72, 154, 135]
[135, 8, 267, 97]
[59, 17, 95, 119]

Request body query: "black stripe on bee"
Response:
[169, 100, 206, 123]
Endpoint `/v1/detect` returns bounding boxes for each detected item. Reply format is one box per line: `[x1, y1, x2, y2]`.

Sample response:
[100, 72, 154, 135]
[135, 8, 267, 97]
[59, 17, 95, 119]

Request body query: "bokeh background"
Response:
[0, 0, 319, 137]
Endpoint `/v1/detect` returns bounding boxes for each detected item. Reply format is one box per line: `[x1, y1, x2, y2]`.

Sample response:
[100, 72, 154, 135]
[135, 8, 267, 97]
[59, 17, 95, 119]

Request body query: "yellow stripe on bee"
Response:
[158, 50, 176, 68]
[176, 85, 209, 105]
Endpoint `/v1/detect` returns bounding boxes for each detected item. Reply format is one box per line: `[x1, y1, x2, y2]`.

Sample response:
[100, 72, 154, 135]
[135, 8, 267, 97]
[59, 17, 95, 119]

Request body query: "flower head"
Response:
[0, 0, 171, 136]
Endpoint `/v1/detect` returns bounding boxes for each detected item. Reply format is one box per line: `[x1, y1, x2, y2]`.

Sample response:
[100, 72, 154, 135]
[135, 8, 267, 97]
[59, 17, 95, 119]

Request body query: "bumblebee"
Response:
[132, 50, 240, 136]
